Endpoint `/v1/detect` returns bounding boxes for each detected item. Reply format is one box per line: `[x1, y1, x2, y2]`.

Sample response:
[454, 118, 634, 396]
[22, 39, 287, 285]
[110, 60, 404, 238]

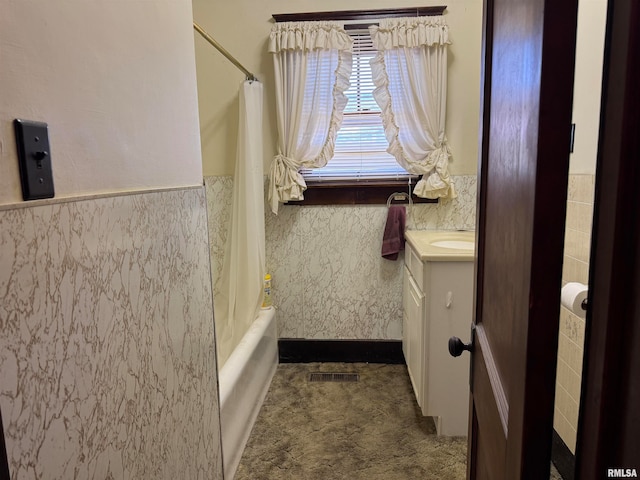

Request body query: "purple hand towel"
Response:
[381, 205, 406, 260]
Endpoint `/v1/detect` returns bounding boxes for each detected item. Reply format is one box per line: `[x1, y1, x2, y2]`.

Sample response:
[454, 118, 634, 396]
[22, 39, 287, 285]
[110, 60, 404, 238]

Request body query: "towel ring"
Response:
[386, 192, 413, 208]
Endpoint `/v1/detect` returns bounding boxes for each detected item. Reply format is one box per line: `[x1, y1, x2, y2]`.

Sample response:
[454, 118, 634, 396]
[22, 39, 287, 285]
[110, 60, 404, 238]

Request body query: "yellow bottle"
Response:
[261, 274, 272, 308]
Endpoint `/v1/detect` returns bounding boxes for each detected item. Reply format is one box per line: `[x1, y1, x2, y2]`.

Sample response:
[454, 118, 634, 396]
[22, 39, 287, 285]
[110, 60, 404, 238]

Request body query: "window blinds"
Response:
[301, 28, 413, 182]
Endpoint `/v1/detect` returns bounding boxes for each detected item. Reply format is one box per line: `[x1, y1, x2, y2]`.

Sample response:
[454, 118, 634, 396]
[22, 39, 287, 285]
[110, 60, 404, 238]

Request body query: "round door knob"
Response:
[448, 336, 472, 357]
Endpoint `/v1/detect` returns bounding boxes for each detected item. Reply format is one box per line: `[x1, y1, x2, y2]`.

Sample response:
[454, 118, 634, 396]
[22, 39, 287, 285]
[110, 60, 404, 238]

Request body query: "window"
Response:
[272, 7, 445, 205]
[300, 27, 414, 183]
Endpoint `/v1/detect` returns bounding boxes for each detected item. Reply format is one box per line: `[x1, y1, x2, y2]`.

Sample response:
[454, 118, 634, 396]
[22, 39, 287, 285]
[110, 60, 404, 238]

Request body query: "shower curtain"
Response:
[215, 80, 266, 368]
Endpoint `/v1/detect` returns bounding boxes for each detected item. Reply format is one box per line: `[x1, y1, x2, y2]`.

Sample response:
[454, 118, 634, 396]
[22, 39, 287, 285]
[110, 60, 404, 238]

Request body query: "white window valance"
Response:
[368, 15, 450, 50]
[268, 21, 354, 52]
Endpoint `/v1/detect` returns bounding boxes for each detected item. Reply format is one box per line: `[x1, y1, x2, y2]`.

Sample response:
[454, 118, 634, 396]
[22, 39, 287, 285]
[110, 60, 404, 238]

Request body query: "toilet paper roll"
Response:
[561, 282, 588, 318]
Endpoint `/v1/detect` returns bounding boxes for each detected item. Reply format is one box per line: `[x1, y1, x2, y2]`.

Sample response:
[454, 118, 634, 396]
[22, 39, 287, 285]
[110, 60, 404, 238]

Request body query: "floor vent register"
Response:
[308, 373, 360, 383]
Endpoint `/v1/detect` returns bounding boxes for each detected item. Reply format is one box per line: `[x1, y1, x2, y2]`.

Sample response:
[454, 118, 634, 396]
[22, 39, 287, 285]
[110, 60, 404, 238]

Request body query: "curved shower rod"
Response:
[193, 22, 257, 82]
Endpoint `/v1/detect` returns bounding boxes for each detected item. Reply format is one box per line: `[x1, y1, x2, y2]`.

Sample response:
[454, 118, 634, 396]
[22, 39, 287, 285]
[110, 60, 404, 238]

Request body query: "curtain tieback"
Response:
[270, 153, 306, 190]
[425, 144, 451, 169]
[413, 144, 456, 199]
[268, 153, 307, 214]
[272, 152, 300, 172]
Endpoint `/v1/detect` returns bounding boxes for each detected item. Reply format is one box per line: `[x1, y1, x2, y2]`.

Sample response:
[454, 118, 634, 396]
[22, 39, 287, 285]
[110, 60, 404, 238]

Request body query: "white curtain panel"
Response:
[370, 16, 456, 199]
[268, 21, 352, 214]
[215, 81, 266, 368]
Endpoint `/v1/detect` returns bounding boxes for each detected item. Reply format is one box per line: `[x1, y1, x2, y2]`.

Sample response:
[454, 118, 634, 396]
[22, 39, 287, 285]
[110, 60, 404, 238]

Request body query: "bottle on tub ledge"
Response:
[261, 273, 272, 309]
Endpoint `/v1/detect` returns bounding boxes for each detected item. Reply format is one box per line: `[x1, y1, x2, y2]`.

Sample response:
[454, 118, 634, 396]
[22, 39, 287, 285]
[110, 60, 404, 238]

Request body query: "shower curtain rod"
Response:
[193, 22, 257, 82]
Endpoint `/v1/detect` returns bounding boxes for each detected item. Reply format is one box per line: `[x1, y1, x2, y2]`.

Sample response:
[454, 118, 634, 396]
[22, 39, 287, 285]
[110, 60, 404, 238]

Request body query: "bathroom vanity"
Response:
[402, 230, 475, 436]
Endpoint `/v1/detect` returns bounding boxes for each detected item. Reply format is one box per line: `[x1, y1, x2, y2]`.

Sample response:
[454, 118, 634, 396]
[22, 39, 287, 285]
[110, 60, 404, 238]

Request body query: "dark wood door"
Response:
[466, 0, 579, 478]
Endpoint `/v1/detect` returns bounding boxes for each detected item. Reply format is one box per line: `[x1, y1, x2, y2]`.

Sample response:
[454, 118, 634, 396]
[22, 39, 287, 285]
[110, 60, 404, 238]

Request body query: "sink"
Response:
[430, 240, 475, 250]
[404, 230, 476, 261]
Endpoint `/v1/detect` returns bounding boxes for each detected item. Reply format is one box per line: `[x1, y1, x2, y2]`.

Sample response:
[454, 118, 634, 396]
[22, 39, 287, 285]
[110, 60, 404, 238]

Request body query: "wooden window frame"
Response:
[272, 6, 446, 206]
[272, 7, 446, 23]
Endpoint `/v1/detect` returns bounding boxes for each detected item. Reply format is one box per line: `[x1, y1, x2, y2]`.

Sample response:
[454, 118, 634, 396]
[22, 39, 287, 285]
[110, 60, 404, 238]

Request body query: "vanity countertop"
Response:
[404, 230, 476, 262]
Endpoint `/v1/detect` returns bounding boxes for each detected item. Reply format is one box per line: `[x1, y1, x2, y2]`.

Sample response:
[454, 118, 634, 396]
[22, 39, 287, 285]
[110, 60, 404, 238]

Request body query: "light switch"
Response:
[14, 119, 55, 200]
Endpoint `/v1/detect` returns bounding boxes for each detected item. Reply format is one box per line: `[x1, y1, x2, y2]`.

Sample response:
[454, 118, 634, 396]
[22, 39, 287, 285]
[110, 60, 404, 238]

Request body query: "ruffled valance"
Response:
[370, 16, 450, 51]
[269, 21, 353, 53]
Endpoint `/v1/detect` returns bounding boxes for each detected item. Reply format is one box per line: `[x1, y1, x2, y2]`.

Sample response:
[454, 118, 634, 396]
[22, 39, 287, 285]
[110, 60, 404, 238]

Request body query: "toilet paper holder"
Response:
[561, 282, 589, 318]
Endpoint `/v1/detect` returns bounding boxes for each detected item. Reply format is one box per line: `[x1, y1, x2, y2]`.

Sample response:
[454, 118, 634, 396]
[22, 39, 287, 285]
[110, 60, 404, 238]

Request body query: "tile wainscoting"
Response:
[554, 174, 595, 455]
[0, 188, 222, 479]
[205, 175, 477, 340]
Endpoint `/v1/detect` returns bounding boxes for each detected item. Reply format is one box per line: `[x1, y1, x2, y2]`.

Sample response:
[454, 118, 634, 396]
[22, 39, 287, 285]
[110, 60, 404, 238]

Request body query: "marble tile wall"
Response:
[0, 188, 223, 480]
[205, 175, 477, 340]
[554, 174, 595, 454]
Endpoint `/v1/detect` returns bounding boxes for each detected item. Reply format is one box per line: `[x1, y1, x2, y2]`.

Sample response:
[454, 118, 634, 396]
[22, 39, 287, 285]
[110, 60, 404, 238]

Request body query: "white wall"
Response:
[0, 1, 224, 477]
[570, 0, 608, 174]
[193, 0, 483, 176]
[0, 0, 204, 205]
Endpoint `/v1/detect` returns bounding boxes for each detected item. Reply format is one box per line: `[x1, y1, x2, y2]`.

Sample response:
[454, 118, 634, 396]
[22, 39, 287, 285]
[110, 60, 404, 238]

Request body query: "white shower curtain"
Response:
[215, 80, 266, 368]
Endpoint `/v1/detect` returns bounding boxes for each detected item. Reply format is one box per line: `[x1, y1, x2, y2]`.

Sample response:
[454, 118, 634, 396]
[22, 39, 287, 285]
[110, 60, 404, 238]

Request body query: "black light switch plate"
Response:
[14, 119, 55, 201]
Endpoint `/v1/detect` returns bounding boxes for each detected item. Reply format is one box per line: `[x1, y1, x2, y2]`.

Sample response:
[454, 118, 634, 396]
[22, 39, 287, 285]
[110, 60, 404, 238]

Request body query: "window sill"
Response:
[285, 180, 439, 206]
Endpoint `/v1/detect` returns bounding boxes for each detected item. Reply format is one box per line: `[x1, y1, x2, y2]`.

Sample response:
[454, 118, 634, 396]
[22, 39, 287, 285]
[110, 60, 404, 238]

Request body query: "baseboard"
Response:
[278, 339, 405, 364]
[551, 428, 575, 480]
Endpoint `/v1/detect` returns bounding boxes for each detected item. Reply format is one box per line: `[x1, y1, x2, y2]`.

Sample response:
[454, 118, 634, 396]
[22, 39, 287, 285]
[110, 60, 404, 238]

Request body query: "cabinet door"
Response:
[425, 261, 473, 435]
[404, 266, 425, 407]
[402, 266, 410, 363]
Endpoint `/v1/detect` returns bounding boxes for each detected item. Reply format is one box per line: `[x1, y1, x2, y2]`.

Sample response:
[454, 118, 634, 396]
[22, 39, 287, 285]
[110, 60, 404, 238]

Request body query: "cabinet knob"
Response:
[448, 336, 472, 357]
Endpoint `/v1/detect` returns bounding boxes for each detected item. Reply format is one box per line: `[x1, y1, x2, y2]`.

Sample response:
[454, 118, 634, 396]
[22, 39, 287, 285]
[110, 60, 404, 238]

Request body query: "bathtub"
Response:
[218, 306, 278, 480]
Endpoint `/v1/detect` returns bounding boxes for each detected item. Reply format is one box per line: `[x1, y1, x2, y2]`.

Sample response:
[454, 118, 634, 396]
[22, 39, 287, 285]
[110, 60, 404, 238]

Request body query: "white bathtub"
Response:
[218, 306, 278, 480]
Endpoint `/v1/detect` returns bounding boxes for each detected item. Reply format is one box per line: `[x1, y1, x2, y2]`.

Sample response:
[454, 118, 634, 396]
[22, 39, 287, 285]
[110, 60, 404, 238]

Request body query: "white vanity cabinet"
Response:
[402, 230, 475, 436]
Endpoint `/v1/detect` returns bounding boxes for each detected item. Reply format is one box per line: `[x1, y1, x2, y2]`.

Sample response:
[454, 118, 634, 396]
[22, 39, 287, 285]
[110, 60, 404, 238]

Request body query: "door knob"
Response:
[448, 336, 472, 357]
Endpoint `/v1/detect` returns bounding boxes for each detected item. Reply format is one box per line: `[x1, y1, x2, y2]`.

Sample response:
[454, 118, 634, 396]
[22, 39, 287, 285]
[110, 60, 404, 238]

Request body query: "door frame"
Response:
[576, 0, 640, 476]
